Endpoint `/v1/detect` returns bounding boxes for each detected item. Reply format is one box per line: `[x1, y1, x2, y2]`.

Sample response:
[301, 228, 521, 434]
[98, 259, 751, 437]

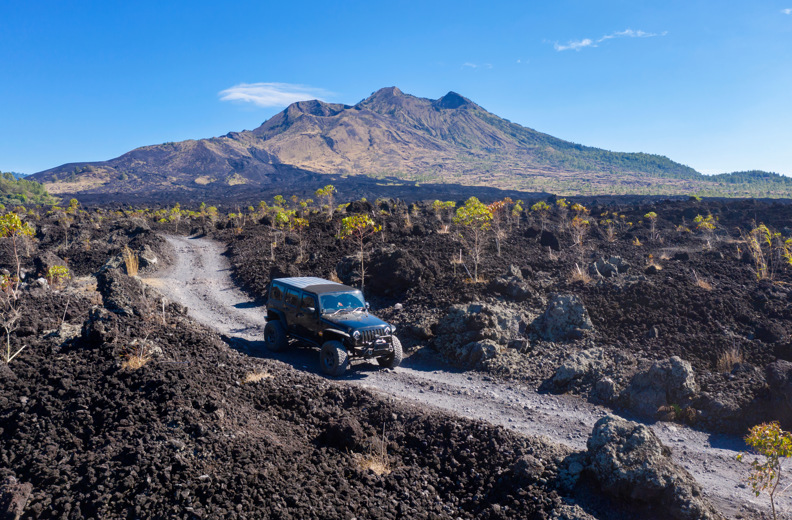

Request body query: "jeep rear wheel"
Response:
[264, 320, 288, 352]
[320, 340, 349, 377]
[377, 335, 403, 369]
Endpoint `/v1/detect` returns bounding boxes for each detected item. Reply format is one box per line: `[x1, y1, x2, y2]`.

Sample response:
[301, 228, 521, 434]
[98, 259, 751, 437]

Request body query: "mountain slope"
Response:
[30, 87, 792, 197]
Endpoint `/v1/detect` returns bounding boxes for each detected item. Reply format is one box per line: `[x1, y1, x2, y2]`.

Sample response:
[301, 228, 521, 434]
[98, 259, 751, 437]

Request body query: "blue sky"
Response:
[2, 1, 791, 176]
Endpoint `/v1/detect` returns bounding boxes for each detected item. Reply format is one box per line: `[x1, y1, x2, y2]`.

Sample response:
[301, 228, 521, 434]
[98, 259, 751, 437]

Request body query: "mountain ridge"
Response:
[30, 87, 792, 198]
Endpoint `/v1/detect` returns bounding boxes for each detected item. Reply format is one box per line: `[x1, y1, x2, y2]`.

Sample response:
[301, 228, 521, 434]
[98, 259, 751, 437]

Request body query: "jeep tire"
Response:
[320, 340, 349, 377]
[377, 335, 403, 369]
[264, 320, 288, 352]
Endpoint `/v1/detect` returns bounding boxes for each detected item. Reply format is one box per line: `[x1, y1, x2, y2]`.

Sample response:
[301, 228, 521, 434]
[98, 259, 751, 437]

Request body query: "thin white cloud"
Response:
[783, 8, 792, 14]
[462, 62, 493, 69]
[554, 28, 666, 52]
[554, 38, 594, 51]
[218, 82, 332, 107]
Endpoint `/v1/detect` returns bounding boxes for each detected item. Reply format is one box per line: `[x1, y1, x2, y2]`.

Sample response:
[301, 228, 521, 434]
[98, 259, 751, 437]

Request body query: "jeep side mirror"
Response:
[365, 302, 370, 311]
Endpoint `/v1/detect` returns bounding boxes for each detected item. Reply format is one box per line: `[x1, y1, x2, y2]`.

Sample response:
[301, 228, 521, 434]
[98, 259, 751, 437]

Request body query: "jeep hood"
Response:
[323, 313, 389, 330]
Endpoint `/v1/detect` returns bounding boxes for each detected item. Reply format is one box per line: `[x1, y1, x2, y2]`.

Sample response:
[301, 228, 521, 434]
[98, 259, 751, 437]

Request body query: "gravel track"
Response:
[145, 235, 780, 520]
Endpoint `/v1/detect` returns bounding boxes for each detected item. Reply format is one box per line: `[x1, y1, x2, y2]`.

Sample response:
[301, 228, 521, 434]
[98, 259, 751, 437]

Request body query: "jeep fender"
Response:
[322, 328, 350, 339]
[267, 309, 286, 322]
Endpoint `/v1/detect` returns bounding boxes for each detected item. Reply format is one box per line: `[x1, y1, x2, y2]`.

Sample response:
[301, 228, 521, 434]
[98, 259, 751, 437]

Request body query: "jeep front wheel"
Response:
[264, 320, 288, 352]
[320, 340, 349, 377]
[377, 335, 403, 369]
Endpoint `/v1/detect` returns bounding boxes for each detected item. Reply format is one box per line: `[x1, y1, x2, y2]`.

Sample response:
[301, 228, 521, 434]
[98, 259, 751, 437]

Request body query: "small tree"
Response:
[511, 200, 523, 229]
[531, 201, 551, 231]
[315, 185, 337, 218]
[487, 199, 508, 257]
[738, 422, 792, 520]
[644, 211, 658, 241]
[0, 275, 23, 363]
[432, 200, 456, 232]
[0, 212, 35, 299]
[46, 265, 71, 289]
[570, 215, 590, 248]
[293, 217, 309, 263]
[453, 197, 493, 282]
[337, 214, 381, 293]
[694, 213, 717, 247]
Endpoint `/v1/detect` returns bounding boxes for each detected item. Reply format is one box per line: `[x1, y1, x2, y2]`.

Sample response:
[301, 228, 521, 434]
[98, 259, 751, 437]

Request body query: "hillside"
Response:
[0, 172, 56, 206]
[31, 87, 792, 198]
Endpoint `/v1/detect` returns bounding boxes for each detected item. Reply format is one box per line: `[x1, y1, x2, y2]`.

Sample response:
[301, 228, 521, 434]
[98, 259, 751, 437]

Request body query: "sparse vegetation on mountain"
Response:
[0, 172, 56, 206]
[27, 89, 792, 199]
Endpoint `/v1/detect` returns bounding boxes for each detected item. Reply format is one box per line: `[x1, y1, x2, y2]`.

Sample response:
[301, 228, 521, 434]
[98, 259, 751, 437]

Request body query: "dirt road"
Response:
[145, 235, 778, 519]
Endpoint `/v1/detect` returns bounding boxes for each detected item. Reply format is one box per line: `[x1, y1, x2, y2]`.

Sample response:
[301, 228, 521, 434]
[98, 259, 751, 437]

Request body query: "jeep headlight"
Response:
[352, 330, 361, 341]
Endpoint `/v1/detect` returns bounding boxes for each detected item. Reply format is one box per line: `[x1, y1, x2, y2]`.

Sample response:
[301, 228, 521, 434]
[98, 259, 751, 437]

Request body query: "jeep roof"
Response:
[271, 277, 359, 295]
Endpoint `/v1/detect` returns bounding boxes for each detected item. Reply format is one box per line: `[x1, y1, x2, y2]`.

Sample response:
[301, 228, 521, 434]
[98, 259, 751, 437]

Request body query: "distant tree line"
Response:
[0, 172, 56, 206]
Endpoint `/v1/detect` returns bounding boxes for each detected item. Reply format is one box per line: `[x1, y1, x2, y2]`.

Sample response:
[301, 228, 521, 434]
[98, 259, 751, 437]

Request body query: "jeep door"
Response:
[282, 288, 301, 332]
[294, 293, 320, 340]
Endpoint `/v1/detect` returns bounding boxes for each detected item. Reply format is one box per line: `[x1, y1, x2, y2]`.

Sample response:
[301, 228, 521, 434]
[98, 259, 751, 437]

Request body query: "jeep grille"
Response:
[361, 327, 388, 343]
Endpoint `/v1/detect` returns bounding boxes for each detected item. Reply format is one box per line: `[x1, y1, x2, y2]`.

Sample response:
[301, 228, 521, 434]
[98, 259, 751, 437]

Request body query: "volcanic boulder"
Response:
[586, 415, 723, 520]
[765, 360, 792, 428]
[0, 476, 32, 520]
[434, 301, 531, 368]
[531, 293, 593, 341]
[620, 357, 698, 418]
[489, 265, 539, 302]
[552, 348, 609, 388]
[365, 246, 437, 297]
[588, 256, 630, 278]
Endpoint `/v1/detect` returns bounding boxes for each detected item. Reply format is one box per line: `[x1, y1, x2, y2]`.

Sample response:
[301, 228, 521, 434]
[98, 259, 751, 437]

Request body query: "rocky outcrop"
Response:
[588, 256, 630, 278]
[366, 246, 438, 296]
[489, 265, 541, 303]
[0, 476, 32, 520]
[552, 348, 608, 387]
[95, 267, 148, 317]
[531, 293, 593, 341]
[434, 301, 531, 368]
[620, 356, 698, 418]
[766, 360, 792, 428]
[586, 415, 723, 520]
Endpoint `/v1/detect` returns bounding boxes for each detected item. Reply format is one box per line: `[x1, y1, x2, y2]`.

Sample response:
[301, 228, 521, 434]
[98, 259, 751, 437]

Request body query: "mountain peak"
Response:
[285, 99, 346, 118]
[435, 91, 472, 109]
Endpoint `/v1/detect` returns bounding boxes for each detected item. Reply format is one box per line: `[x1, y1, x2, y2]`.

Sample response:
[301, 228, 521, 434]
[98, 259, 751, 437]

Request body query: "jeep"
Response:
[264, 277, 402, 376]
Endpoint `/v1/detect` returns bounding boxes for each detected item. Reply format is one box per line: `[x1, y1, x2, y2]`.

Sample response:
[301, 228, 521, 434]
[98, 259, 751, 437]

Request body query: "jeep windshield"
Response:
[319, 291, 366, 314]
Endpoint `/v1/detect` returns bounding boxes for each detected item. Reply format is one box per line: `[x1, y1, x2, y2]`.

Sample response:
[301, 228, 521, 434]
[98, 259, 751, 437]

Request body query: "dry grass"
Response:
[358, 428, 391, 476]
[243, 370, 273, 383]
[659, 251, 673, 261]
[121, 351, 151, 370]
[717, 347, 744, 373]
[359, 454, 391, 476]
[692, 270, 713, 291]
[632, 237, 642, 246]
[327, 271, 342, 283]
[122, 246, 139, 276]
[569, 263, 591, 284]
[695, 279, 713, 291]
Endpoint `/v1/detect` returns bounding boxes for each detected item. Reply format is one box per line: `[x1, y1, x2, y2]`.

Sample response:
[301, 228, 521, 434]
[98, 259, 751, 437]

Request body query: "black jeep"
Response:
[264, 277, 402, 376]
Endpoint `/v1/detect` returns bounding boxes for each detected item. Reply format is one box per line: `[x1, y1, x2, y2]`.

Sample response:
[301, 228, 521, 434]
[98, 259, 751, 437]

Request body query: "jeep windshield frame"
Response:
[318, 290, 366, 314]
